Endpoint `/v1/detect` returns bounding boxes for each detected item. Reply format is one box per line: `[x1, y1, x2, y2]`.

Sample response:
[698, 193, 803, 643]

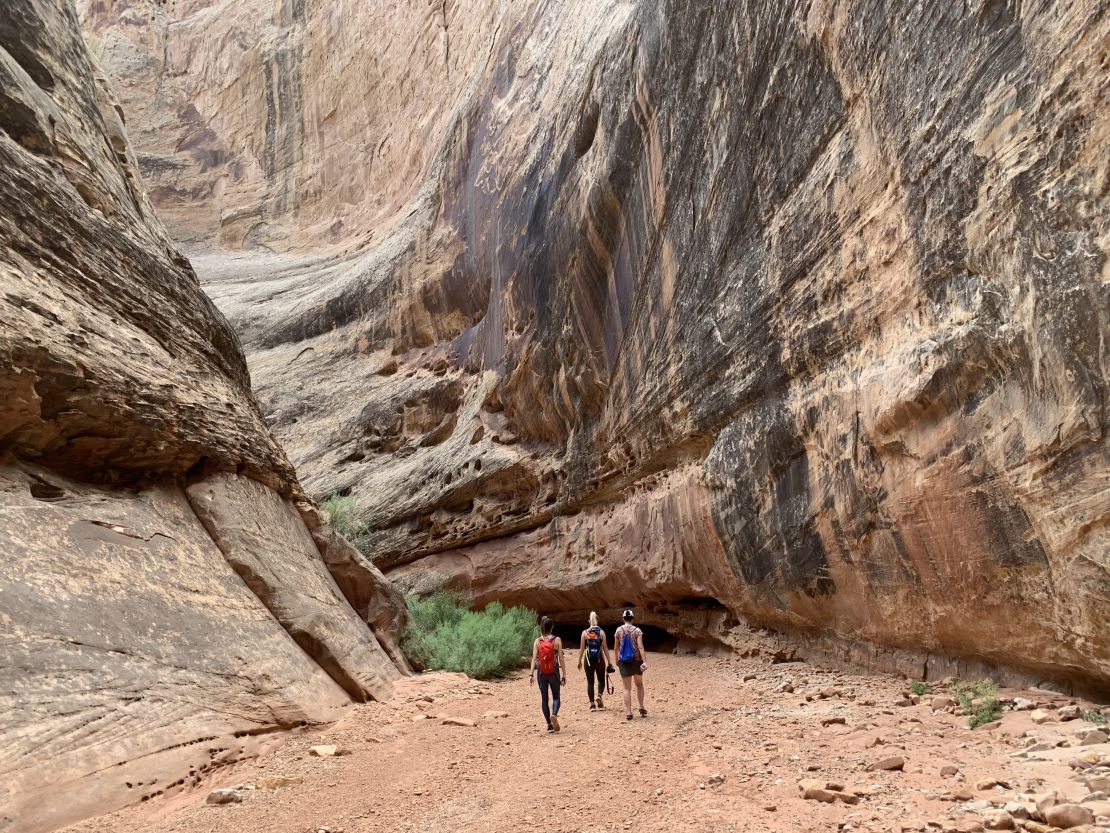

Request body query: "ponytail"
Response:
[588, 611, 598, 627]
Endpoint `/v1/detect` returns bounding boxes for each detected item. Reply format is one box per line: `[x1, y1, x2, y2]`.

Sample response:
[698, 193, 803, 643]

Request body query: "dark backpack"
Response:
[585, 627, 603, 666]
[618, 627, 637, 662]
[538, 636, 557, 674]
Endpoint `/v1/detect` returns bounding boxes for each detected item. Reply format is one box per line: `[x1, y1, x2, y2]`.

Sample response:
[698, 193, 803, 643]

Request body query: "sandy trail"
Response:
[63, 653, 1109, 833]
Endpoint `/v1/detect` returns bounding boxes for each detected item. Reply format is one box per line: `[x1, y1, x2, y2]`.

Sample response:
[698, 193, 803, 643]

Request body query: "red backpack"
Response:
[537, 637, 557, 674]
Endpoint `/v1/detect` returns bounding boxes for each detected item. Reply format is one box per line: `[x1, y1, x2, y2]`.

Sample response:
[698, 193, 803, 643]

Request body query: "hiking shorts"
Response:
[618, 659, 643, 678]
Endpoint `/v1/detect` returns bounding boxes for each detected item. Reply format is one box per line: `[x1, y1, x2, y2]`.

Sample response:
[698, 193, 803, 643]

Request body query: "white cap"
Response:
[623, 608, 634, 618]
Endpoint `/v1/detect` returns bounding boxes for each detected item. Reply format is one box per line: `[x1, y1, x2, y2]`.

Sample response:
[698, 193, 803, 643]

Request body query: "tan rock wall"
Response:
[0, 465, 353, 833]
[78, 0, 502, 250]
[83, 0, 1110, 695]
[186, 472, 398, 702]
[0, 3, 406, 830]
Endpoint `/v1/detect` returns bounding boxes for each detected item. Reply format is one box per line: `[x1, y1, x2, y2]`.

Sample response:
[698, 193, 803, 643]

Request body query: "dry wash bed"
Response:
[63, 654, 1110, 833]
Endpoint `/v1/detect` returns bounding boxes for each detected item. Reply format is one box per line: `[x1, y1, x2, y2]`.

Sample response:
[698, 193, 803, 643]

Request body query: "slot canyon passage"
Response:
[1, 0, 1109, 831]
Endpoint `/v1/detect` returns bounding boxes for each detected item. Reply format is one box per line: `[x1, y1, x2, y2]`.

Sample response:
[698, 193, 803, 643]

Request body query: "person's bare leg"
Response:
[634, 675, 645, 711]
[622, 675, 633, 716]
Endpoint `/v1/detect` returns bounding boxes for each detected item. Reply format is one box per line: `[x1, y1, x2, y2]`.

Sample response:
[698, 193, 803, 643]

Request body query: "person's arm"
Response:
[637, 629, 647, 670]
[577, 630, 586, 669]
[601, 629, 612, 667]
[557, 637, 566, 683]
[529, 638, 538, 685]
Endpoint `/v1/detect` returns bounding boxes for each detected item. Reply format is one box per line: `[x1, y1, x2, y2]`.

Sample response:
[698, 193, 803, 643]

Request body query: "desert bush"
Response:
[320, 494, 363, 537]
[908, 681, 928, 696]
[950, 678, 1002, 728]
[402, 591, 537, 679]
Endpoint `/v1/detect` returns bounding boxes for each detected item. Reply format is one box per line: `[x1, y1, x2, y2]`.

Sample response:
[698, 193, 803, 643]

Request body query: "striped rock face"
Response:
[81, 0, 1109, 696]
[0, 3, 404, 831]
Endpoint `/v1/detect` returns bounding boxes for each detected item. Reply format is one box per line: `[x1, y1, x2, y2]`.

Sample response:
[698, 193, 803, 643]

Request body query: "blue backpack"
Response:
[618, 627, 637, 662]
[585, 627, 603, 666]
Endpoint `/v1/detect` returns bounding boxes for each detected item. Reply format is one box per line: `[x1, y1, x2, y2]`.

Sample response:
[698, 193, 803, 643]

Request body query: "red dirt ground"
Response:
[62, 653, 1110, 833]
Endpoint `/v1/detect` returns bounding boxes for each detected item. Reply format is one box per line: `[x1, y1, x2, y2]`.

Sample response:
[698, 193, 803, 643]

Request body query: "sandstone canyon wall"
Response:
[0, 3, 405, 831]
[81, 0, 1110, 695]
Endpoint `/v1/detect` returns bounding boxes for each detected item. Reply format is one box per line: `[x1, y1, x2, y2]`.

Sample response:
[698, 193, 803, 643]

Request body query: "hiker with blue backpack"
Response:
[613, 608, 648, 721]
[577, 611, 614, 710]
[529, 616, 566, 733]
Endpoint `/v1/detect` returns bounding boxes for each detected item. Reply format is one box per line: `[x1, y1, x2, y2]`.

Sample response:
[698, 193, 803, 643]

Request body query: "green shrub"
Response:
[1081, 709, 1108, 725]
[402, 591, 537, 679]
[950, 678, 1002, 728]
[321, 493, 359, 537]
[321, 493, 372, 544]
[406, 589, 468, 636]
[908, 681, 928, 696]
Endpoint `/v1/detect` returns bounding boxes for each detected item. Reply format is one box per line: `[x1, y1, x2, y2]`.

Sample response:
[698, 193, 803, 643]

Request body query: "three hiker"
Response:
[577, 611, 613, 710]
[529, 616, 566, 733]
[532, 609, 649, 731]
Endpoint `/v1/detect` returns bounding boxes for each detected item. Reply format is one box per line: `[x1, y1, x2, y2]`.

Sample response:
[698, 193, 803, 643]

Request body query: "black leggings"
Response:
[538, 671, 561, 725]
[585, 661, 606, 703]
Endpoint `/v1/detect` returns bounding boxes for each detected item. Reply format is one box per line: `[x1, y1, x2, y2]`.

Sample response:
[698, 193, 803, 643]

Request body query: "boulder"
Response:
[982, 811, 1013, 830]
[1043, 803, 1094, 828]
[441, 717, 477, 727]
[309, 745, 347, 757]
[869, 756, 906, 772]
[206, 789, 243, 806]
[1034, 791, 1061, 820]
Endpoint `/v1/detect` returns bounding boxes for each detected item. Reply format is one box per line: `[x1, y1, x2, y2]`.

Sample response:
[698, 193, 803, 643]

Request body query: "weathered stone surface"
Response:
[307, 520, 412, 673]
[0, 0, 297, 492]
[0, 3, 407, 831]
[84, 0, 1110, 697]
[77, 0, 502, 250]
[0, 464, 350, 833]
[185, 472, 399, 702]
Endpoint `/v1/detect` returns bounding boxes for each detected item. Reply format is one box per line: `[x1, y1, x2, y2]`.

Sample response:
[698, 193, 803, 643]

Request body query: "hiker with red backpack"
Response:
[613, 608, 648, 721]
[529, 616, 566, 733]
[577, 611, 614, 710]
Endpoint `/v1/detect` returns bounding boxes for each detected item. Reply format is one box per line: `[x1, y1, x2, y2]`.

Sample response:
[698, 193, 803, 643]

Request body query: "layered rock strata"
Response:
[0, 3, 404, 831]
[83, 0, 1110, 695]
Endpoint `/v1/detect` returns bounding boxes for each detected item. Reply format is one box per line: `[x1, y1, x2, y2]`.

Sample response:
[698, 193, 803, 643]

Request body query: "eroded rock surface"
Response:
[0, 3, 404, 831]
[83, 0, 1110, 694]
[0, 464, 351, 833]
[186, 472, 399, 702]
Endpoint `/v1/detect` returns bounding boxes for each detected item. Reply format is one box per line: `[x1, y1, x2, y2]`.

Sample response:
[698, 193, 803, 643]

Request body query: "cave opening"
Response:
[548, 621, 679, 654]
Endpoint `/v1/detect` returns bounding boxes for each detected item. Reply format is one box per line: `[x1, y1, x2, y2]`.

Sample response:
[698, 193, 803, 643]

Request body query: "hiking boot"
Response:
[626, 714, 633, 721]
[596, 697, 604, 709]
[550, 714, 560, 732]
[590, 703, 597, 711]
[546, 725, 555, 733]
[639, 708, 648, 718]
